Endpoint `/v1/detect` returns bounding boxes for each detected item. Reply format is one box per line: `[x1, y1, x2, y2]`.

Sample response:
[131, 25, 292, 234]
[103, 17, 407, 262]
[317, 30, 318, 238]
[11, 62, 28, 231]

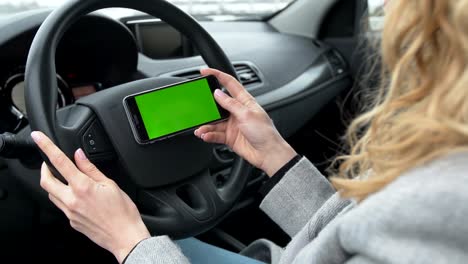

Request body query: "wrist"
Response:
[260, 140, 297, 177]
[114, 227, 151, 264]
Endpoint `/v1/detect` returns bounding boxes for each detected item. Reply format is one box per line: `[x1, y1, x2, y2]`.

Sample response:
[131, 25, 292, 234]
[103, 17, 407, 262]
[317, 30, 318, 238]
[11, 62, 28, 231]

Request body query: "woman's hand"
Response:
[195, 68, 297, 177]
[31, 131, 150, 264]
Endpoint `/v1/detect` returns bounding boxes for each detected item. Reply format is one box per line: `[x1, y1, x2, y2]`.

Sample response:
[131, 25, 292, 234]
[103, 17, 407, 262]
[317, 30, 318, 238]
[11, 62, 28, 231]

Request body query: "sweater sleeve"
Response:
[338, 153, 468, 263]
[259, 155, 303, 197]
[259, 157, 336, 237]
[124, 236, 189, 264]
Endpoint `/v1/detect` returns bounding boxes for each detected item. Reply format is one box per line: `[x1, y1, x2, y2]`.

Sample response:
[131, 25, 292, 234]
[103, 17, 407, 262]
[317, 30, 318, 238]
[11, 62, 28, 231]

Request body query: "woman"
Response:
[32, 0, 468, 263]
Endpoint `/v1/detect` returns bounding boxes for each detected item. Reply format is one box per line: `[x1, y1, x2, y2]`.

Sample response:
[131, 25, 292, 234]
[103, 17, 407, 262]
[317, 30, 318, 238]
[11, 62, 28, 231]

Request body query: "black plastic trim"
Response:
[257, 61, 348, 111]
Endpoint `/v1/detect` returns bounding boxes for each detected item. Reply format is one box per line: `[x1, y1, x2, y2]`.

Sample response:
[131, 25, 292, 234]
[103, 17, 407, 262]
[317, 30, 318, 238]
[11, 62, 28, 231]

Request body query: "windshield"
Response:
[0, 0, 294, 20]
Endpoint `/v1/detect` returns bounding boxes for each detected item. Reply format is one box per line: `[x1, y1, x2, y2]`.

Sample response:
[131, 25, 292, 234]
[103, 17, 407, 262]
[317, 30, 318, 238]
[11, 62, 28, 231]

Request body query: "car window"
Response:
[0, 0, 296, 20]
[368, 0, 385, 31]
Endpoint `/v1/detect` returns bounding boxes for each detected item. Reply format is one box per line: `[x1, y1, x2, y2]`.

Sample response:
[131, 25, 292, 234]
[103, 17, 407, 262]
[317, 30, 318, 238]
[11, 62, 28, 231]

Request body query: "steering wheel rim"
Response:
[24, 0, 251, 238]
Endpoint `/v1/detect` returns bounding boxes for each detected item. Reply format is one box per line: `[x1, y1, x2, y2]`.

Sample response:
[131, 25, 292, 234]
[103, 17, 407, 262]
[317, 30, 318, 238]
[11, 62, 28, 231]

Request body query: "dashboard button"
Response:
[81, 120, 114, 157]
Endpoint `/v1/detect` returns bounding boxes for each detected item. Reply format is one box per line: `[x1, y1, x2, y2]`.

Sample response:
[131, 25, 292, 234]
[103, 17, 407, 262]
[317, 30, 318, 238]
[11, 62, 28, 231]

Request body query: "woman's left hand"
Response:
[31, 131, 150, 264]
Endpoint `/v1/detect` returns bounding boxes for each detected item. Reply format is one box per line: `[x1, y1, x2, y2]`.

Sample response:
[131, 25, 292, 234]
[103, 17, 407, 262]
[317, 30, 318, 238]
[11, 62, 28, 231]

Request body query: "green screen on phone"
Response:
[134, 78, 222, 140]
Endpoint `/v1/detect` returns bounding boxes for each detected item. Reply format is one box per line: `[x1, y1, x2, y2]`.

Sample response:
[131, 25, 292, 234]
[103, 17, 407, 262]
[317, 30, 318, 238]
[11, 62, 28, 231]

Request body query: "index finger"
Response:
[200, 68, 254, 103]
[31, 131, 84, 185]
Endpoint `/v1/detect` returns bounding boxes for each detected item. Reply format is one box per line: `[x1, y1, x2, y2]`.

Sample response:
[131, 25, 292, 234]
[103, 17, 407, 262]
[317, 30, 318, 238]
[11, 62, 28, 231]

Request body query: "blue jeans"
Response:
[176, 238, 266, 264]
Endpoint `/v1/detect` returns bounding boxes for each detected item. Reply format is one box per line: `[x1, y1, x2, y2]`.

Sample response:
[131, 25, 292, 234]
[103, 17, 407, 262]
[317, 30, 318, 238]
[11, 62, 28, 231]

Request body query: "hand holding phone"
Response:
[123, 75, 229, 144]
[194, 68, 297, 177]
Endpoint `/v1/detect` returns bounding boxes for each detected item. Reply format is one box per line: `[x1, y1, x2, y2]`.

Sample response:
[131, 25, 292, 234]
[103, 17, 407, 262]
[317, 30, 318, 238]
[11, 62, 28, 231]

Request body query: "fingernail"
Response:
[214, 89, 225, 97]
[76, 148, 88, 160]
[194, 129, 199, 136]
[201, 133, 206, 139]
[30, 131, 42, 143]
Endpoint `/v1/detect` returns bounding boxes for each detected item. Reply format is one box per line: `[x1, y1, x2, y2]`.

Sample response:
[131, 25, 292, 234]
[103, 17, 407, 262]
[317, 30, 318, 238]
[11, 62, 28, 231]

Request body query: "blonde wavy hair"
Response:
[331, 0, 468, 200]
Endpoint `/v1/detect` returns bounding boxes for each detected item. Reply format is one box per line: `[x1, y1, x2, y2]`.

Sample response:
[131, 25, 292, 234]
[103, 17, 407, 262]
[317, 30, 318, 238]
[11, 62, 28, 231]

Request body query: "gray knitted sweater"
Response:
[126, 152, 468, 263]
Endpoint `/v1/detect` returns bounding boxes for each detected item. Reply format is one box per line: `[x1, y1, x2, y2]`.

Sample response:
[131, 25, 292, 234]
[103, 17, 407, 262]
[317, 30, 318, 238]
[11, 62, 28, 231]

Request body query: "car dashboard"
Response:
[0, 9, 351, 208]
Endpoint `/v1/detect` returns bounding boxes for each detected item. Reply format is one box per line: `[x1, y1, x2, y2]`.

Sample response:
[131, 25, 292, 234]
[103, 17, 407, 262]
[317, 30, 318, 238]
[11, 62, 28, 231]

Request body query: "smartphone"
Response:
[123, 75, 229, 144]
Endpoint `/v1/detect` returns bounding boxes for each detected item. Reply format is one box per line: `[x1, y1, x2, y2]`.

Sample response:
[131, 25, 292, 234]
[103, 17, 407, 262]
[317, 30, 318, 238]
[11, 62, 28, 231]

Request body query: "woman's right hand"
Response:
[195, 68, 297, 177]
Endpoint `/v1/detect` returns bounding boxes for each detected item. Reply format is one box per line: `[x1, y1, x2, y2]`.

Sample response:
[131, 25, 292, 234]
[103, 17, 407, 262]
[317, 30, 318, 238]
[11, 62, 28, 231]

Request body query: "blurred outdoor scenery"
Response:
[0, 0, 386, 30]
[0, 0, 292, 19]
[368, 0, 385, 31]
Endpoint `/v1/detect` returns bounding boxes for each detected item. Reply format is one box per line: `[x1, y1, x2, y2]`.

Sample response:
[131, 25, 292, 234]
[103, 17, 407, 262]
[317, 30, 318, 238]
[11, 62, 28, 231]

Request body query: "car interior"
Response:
[0, 0, 374, 262]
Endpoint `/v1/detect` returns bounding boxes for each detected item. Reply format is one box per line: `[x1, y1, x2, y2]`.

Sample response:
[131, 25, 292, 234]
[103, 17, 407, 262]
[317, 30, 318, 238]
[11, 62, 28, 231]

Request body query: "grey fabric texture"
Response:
[275, 192, 353, 264]
[126, 152, 468, 264]
[125, 236, 189, 263]
[240, 238, 283, 263]
[259, 157, 337, 236]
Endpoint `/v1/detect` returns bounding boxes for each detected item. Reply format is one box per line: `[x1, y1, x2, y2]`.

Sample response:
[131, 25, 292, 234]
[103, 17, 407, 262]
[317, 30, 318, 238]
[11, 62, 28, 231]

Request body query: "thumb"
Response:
[214, 89, 246, 118]
[74, 148, 108, 182]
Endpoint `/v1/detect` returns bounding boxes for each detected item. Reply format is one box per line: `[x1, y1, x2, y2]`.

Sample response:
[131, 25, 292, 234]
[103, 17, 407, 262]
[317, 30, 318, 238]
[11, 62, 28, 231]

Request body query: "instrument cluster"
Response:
[0, 14, 138, 134]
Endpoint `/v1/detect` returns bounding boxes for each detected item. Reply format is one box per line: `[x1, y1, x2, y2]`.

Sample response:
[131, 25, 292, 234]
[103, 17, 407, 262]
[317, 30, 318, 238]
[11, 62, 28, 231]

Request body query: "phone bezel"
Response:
[123, 75, 229, 145]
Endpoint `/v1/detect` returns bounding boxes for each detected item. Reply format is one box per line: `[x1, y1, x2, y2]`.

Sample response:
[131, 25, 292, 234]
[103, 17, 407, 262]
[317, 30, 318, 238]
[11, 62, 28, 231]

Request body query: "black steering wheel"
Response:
[24, 0, 250, 238]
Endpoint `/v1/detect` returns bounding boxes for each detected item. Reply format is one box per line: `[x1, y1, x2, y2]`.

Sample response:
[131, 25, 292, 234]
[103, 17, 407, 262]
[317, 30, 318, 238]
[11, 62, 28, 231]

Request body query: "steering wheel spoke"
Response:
[55, 104, 115, 161]
[140, 168, 248, 238]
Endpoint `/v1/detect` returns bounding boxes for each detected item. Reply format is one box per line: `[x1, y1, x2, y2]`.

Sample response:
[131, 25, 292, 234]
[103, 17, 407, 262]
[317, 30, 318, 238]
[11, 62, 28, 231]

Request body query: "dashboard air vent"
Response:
[234, 64, 262, 86]
[172, 62, 262, 87]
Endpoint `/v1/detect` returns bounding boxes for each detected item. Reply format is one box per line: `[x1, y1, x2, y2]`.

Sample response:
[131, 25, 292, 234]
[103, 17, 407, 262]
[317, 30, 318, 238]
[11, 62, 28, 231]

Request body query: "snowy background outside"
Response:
[0, 0, 385, 29]
[0, 0, 292, 19]
[368, 0, 385, 31]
